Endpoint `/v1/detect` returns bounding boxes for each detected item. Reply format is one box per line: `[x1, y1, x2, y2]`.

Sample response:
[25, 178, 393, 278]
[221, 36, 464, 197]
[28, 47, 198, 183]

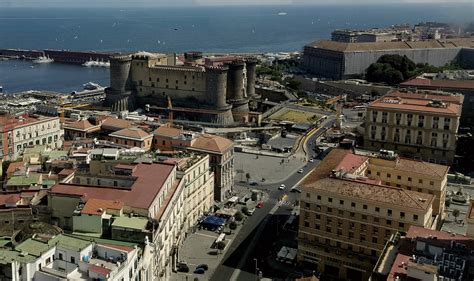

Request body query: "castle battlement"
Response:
[149, 65, 206, 73]
[111, 55, 132, 62]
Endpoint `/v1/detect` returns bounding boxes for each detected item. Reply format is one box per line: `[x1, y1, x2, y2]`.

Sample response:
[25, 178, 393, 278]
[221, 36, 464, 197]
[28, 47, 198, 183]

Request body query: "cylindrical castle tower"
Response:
[225, 60, 249, 123]
[244, 57, 258, 98]
[205, 66, 234, 125]
[105, 55, 134, 111]
[225, 60, 246, 100]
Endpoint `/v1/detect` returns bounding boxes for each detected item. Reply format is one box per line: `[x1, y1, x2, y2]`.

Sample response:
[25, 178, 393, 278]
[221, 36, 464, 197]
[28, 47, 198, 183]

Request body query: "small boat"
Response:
[83, 82, 102, 90]
[83, 58, 110, 68]
[32, 55, 54, 64]
[277, 12, 287, 16]
[0, 86, 3, 93]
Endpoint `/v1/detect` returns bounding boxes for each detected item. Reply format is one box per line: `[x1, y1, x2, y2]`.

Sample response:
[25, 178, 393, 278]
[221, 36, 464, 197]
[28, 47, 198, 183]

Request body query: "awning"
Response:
[201, 215, 226, 227]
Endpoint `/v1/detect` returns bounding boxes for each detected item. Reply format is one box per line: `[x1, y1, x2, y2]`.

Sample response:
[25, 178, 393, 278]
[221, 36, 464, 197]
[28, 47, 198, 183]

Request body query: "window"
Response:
[304, 221, 309, 227]
[362, 215, 367, 220]
[375, 207, 380, 212]
[408, 177, 412, 182]
[305, 203, 310, 208]
[372, 237, 378, 243]
[328, 197, 333, 203]
[397, 175, 401, 180]
[419, 179, 423, 184]
[327, 207, 332, 213]
[413, 215, 418, 221]
[315, 214, 321, 220]
[71, 257, 75, 263]
[315, 224, 320, 230]
[363, 204, 367, 210]
[317, 195, 321, 200]
[386, 220, 392, 225]
[387, 209, 392, 216]
[387, 173, 391, 178]
[351, 202, 356, 207]
[350, 212, 355, 217]
[339, 200, 344, 205]
[306, 193, 310, 198]
[400, 212, 405, 219]
[399, 222, 405, 228]
[373, 217, 379, 223]
[429, 181, 434, 186]
[58, 253, 63, 260]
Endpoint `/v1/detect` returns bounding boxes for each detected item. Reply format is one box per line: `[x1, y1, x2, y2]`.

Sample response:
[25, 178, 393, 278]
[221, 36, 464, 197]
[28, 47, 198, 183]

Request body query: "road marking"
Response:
[196, 232, 219, 239]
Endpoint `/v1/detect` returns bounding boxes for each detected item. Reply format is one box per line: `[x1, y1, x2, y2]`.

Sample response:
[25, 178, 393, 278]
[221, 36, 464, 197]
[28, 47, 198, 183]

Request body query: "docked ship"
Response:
[83, 82, 102, 90]
[82, 58, 110, 68]
[32, 55, 54, 64]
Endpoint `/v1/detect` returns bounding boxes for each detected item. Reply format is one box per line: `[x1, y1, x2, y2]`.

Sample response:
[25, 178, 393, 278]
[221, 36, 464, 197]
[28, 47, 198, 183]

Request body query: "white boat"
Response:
[277, 12, 287, 16]
[83, 58, 110, 68]
[32, 55, 54, 64]
[83, 82, 102, 90]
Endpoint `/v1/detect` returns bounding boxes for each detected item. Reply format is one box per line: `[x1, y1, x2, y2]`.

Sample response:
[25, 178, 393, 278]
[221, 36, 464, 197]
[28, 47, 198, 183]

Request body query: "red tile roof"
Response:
[64, 119, 99, 132]
[109, 127, 152, 140]
[0, 194, 21, 206]
[49, 163, 174, 210]
[400, 78, 474, 90]
[81, 198, 124, 215]
[7, 161, 25, 175]
[335, 153, 368, 173]
[101, 118, 133, 131]
[191, 134, 233, 153]
[88, 264, 111, 276]
[153, 126, 182, 137]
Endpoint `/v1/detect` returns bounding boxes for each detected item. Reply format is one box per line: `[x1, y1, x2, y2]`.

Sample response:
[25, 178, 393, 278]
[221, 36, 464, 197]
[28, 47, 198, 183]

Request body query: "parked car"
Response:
[249, 181, 259, 186]
[194, 268, 205, 274]
[196, 264, 209, 271]
[256, 202, 264, 208]
[298, 169, 303, 174]
[279, 184, 286, 190]
[309, 158, 314, 163]
[246, 208, 256, 215]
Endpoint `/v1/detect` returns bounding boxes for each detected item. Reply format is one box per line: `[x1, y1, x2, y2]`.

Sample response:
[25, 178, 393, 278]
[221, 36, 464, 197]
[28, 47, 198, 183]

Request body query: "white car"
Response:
[278, 184, 286, 190]
[309, 158, 314, 163]
[298, 169, 304, 174]
[246, 208, 255, 215]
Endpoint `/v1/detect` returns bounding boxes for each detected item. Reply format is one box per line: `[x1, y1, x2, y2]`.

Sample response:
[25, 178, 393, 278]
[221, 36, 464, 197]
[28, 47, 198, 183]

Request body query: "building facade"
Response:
[0, 115, 63, 160]
[303, 39, 474, 80]
[297, 149, 436, 281]
[364, 91, 463, 165]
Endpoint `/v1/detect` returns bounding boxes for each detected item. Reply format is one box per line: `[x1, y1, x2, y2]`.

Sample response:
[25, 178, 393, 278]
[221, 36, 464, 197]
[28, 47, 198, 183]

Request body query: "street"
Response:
[210, 119, 334, 281]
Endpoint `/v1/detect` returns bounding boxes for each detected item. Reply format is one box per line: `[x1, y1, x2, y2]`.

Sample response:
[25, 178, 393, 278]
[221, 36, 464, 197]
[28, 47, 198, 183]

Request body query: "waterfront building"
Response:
[364, 90, 463, 165]
[302, 38, 474, 80]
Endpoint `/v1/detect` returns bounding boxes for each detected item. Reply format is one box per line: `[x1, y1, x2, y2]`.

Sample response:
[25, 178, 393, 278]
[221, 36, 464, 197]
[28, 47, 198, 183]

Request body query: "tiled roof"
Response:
[394, 158, 449, 179]
[6, 161, 25, 174]
[49, 163, 174, 210]
[302, 148, 350, 184]
[101, 117, 133, 131]
[335, 153, 368, 173]
[153, 126, 182, 137]
[88, 264, 111, 276]
[190, 134, 233, 153]
[303, 177, 434, 210]
[369, 91, 462, 115]
[0, 194, 21, 205]
[109, 127, 152, 141]
[81, 198, 124, 215]
[400, 78, 474, 90]
[64, 119, 98, 131]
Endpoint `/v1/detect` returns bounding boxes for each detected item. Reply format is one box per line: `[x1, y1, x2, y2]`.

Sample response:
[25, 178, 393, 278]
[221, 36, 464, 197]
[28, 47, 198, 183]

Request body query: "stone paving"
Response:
[234, 151, 308, 185]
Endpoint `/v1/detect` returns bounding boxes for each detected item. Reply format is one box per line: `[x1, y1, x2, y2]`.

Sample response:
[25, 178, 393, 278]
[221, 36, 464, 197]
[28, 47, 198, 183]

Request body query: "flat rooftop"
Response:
[368, 91, 462, 116]
[49, 163, 174, 210]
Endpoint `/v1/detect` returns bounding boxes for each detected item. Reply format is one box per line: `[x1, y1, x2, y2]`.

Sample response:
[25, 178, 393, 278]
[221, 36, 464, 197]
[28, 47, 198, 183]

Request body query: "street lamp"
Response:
[254, 258, 258, 275]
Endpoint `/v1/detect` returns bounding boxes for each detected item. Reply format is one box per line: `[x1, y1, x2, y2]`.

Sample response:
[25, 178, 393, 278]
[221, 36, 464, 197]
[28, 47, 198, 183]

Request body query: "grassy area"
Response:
[269, 108, 322, 123]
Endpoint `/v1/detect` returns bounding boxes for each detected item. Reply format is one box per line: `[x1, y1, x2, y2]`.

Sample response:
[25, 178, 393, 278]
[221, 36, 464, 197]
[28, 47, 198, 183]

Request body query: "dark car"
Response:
[249, 181, 258, 186]
[194, 268, 205, 274]
[177, 263, 189, 273]
[196, 264, 209, 270]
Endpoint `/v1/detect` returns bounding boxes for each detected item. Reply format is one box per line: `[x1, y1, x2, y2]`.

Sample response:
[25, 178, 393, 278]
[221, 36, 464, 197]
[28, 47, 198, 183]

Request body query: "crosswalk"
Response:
[278, 200, 293, 207]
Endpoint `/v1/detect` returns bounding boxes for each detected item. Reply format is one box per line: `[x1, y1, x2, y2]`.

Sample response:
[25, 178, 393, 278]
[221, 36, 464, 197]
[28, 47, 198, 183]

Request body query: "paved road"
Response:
[210, 119, 334, 281]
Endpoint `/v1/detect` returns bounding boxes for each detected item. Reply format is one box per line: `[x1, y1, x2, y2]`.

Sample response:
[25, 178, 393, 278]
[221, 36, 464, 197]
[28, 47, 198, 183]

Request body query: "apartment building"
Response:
[364, 91, 463, 165]
[0, 115, 63, 160]
[0, 234, 149, 281]
[298, 149, 435, 281]
[153, 126, 235, 201]
[372, 226, 474, 281]
[163, 154, 214, 236]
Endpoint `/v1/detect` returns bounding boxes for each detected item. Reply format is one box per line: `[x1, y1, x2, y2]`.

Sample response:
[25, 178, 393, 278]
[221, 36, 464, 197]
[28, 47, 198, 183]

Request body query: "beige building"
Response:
[298, 149, 435, 281]
[467, 201, 474, 238]
[108, 127, 153, 151]
[364, 91, 463, 165]
[0, 115, 63, 160]
[153, 126, 235, 201]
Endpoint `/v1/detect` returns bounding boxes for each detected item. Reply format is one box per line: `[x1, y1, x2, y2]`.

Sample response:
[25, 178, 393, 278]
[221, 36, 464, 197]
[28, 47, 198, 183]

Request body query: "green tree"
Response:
[241, 206, 249, 214]
[216, 241, 226, 250]
[229, 221, 237, 230]
[235, 211, 244, 221]
[286, 79, 301, 91]
[245, 173, 251, 182]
